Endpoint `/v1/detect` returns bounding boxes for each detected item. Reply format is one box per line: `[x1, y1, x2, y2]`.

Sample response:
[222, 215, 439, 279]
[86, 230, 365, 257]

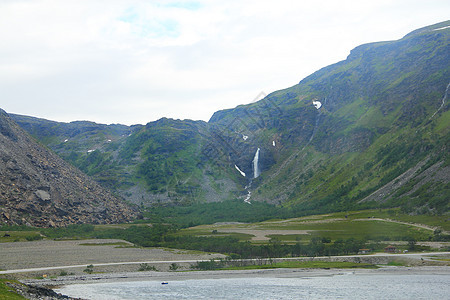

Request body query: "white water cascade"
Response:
[252, 148, 261, 179]
[242, 148, 261, 204]
[431, 81, 450, 118]
[243, 187, 252, 204]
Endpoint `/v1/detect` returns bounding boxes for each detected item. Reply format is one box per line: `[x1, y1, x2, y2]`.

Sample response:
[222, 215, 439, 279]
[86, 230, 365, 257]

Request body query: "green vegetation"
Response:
[79, 242, 131, 247]
[40, 223, 175, 247]
[142, 200, 284, 227]
[169, 263, 179, 271]
[386, 261, 406, 267]
[138, 263, 157, 271]
[0, 279, 26, 300]
[8, 22, 449, 216]
[191, 258, 378, 271]
[145, 206, 448, 238]
[1, 208, 448, 259]
[0, 230, 42, 243]
[83, 264, 94, 274]
[162, 235, 368, 259]
[223, 261, 378, 270]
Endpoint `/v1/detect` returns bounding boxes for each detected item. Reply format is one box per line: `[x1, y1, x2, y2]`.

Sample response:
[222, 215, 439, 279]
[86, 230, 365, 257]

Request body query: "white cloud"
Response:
[0, 0, 449, 125]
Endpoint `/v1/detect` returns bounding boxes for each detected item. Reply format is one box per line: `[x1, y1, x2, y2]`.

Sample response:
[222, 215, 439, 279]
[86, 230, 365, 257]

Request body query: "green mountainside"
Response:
[10, 21, 450, 215]
[11, 115, 244, 205]
[208, 21, 450, 214]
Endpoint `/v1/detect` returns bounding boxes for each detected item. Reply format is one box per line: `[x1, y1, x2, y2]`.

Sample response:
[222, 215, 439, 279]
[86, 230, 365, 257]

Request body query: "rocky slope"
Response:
[0, 109, 137, 227]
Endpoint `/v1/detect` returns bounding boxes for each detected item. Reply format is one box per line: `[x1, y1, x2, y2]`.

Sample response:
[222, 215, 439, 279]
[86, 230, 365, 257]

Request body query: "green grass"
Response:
[174, 228, 253, 241]
[180, 208, 439, 244]
[0, 231, 42, 243]
[266, 234, 304, 242]
[223, 261, 378, 270]
[0, 279, 26, 300]
[307, 220, 431, 241]
[385, 261, 407, 267]
[429, 258, 450, 262]
[78, 242, 132, 247]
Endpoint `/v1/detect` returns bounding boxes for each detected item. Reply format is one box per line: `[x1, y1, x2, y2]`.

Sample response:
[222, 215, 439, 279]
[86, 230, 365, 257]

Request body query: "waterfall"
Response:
[244, 189, 252, 204]
[253, 148, 261, 179]
[243, 181, 252, 204]
[431, 81, 450, 118]
[242, 148, 260, 204]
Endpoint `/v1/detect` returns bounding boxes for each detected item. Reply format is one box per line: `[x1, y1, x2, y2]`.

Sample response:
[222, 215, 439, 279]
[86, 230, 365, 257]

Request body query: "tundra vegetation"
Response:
[1, 209, 448, 260]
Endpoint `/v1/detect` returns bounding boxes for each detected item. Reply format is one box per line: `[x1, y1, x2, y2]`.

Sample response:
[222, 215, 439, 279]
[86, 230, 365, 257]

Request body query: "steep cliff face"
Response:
[0, 109, 137, 227]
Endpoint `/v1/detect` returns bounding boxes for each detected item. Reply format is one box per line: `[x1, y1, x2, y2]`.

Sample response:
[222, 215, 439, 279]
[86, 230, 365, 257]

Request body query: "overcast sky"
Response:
[1, 0, 449, 125]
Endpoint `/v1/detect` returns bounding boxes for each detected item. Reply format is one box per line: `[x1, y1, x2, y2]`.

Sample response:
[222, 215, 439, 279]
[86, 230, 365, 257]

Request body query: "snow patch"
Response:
[313, 101, 322, 109]
[433, 25, 450, 31]
[235, 165, 246, 177]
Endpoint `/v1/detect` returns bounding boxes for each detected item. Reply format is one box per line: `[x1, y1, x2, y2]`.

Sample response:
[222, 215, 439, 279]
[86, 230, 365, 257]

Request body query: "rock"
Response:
[0, 108, 138, 227]
[35, 190, 51, 201]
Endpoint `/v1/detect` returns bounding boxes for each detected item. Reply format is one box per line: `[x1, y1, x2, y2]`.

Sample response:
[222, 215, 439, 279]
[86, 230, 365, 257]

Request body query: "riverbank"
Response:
[1, 238, 448, 279]
[1, 239, 449, 299]
[21, 265, 450, 288]
[0, 239, 226, 278]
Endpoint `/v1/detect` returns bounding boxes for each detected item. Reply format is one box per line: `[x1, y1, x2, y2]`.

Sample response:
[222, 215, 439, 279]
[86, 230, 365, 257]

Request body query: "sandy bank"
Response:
[21, 266, 450, 287]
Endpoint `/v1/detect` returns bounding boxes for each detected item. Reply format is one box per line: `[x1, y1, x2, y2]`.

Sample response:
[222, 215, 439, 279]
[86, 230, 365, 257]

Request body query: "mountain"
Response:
[11, 115, 245, 205]
[209, 20, 450, 214]
[10, 21, 450, 214]
[0, 109, 138, 227]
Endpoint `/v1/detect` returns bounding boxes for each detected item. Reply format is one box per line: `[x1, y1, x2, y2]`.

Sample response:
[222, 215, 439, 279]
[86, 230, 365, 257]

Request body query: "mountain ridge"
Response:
[8, 21, 450, 215]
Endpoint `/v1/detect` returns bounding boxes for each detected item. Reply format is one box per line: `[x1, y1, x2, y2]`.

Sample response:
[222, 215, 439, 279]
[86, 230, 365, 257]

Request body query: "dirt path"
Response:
[353, 218, 447, 233]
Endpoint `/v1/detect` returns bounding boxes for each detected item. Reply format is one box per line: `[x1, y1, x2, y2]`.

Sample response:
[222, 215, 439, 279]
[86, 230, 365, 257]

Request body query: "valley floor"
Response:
[1, 239, 449, 299]
[1, 239, 449, 279]
[0, 239, 226, 277]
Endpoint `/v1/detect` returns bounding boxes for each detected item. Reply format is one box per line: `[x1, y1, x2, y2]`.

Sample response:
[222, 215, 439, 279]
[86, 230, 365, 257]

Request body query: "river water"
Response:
[56, 273, 449, 299]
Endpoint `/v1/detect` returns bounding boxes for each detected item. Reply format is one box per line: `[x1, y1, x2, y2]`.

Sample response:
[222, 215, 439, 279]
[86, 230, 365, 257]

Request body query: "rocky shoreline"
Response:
[5, 281, 82, 300]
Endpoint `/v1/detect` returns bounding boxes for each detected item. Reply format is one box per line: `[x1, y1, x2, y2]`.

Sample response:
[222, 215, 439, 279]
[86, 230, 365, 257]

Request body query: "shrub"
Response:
[83, 265, 94, 274]
[192, 259, 225, 270]
[169, 263, 179, 271]
[25, 235, 42, 241]
[138, 263, 157, 271]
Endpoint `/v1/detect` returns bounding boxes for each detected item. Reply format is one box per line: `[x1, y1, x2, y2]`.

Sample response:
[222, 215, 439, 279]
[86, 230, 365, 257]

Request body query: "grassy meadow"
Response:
[178, 209, 445, 244]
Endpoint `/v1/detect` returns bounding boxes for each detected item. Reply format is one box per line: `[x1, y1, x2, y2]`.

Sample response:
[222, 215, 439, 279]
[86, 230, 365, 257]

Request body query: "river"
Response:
[55, 272, 450, 299]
